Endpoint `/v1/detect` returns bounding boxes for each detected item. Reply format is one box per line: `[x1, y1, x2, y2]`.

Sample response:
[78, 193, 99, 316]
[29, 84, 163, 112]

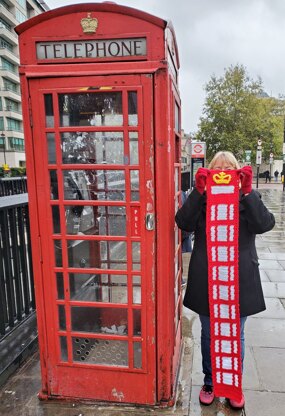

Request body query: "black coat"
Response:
[175, 189, 275, 317]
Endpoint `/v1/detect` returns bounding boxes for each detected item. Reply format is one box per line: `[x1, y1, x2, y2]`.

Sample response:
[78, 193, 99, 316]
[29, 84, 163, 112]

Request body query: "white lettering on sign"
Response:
[36, 38, 147, 60]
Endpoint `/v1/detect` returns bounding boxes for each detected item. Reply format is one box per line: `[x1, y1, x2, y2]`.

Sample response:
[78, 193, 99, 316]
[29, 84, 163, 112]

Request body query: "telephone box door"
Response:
[28, 74, 156, 404]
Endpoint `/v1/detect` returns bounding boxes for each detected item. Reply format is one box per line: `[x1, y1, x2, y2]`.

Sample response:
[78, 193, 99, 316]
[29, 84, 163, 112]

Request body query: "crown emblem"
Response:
[80, 13, 98, 34]
[213, 171, 232, 184]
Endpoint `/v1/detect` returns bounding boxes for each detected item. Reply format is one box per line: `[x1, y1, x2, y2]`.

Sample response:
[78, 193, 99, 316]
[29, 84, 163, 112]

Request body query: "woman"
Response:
[175, 151, 275, 409]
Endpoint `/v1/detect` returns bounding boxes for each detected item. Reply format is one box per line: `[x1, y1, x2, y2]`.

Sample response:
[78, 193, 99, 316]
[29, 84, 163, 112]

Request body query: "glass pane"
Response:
[58, 305, 66, 330]
[174, 274, 178, 305]
[50, 170, 58, 200]
[128, 91, 138, 126]
[54, 240, 62, 267]
[129, 132, 138, 164]
[133, 275, 141, 304]
[72, 337, 128, 367]
[47, 133, 56, 163]
[65, 205, 126, 236]
[134, 341, 142, 369]
[71, 306, 128, 334]
[56, 272, 64, 299]
[132, 242, 141, 270]
[44, 94, 54, 128]
[175, 167, 179, 194]
[59, 92, 123, 127]
[67, 240, 127, 270]
[133, 309, 141, 335]
[61, 132, 124, 164]
[175, 226, 179, 250]
[63, 170, 125, 201]
[175, 102, 180, 132]
[60, 336, 68, 362]
[52, 205, 60, 234]
[70, 273, 128, 304]
[130, 170, 139, 201]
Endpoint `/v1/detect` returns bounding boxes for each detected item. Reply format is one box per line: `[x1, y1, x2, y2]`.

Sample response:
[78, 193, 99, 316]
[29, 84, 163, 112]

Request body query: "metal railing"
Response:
[0, 177, 27, 196]
[0, 194, 35, 340]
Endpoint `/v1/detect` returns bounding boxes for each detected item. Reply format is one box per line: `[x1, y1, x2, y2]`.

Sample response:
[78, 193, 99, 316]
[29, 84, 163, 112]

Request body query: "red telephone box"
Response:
[16, 3, 182, 405]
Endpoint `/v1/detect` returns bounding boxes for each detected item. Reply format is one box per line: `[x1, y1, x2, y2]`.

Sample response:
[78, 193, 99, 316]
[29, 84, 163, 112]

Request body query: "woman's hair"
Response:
[208, 151, 240, 169]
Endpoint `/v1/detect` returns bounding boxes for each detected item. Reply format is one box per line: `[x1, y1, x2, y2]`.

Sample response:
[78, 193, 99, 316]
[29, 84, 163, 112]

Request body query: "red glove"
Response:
[240, 166, 253, 194]
[195, 167, 209, 194]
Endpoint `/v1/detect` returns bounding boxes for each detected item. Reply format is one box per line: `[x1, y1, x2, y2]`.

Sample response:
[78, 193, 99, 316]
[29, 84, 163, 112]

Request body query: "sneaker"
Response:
[199, 384, 214, 405]
[229, 393, 245, 409]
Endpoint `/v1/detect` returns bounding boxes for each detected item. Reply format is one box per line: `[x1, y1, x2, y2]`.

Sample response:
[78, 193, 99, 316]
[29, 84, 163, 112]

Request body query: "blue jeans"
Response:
[199, 315, 247, 386]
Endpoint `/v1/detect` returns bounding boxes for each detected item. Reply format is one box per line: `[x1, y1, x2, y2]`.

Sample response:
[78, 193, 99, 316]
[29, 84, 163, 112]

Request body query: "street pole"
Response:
[256, 165, 259, 188]
[1, 132, 6, 165]
[256, 138, 262, 189]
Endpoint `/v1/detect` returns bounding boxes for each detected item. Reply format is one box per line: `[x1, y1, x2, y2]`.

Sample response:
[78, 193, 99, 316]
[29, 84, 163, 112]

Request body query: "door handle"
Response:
[145, 213, 155, 230]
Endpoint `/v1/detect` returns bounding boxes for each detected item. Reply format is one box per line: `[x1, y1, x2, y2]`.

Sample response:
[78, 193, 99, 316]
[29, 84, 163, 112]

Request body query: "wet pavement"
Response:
[0, 183, 284, 416]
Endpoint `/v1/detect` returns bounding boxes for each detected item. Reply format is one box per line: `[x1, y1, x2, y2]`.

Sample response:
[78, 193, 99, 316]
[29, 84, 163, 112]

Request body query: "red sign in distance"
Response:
[192, 142, 205, 157]
[193, 144, 202, 154]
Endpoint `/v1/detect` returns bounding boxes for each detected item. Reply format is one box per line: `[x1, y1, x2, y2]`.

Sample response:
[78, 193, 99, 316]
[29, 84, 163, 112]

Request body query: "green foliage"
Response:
[196, 64, 285, 162]
[10, 167, 26, 177]
[0, 167, 26, 177]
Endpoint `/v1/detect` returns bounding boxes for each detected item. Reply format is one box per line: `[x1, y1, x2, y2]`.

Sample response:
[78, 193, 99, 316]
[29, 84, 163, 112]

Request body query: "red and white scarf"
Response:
[206, 169, 243, 401]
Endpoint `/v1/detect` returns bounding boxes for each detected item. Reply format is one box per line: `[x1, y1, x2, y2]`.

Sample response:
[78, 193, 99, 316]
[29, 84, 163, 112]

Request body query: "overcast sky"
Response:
[45, 0, 285, 133]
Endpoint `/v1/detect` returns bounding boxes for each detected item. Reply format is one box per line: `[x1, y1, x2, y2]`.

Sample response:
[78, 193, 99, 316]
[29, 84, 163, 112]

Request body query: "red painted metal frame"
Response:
[17, 3, 182, 406]
[154, 69, 182, 404]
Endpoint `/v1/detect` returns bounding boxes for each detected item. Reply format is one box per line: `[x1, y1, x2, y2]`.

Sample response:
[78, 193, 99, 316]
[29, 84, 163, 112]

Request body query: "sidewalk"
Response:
[0, 186, 284, 416]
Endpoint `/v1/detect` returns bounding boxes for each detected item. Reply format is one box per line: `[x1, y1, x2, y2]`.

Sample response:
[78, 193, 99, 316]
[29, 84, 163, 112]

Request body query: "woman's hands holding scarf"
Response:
[240, 166, 253, 195]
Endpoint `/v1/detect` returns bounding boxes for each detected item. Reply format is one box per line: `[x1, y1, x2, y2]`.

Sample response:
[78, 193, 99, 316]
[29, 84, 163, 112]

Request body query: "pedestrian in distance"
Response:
[274, 170, 279, 182]
[175, 151, 275, 409]
[264, 170, 270, 183]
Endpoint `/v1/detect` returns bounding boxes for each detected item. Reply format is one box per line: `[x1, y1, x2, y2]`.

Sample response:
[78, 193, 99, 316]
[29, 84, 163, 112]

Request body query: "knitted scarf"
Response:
[206, 169, 243, 401]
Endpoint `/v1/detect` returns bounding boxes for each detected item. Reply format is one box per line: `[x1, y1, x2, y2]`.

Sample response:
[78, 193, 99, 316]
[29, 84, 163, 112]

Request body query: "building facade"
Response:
[181, 130, 191, 172]
[0, 0, 48, 168]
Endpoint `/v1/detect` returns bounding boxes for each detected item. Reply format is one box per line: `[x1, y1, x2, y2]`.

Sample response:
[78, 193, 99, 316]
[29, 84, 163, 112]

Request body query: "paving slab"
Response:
[258, 260, 284, 270]
[278, 260, 285, 269]
[261, 282, 285, 298]
[258, 252, 278, 260]
[252, 347, 285, 391]
[257, 298, 285, 319]
[245, 318, 285, 348]
[261, 282, 278, 297]
[244, 391, 285, 416]
[275, 253, 285, 260]
[268, 246, 285, 253]
[242, 347, 260, 390]
[259, 270, 269, 282]
[266, 270, 285, 282]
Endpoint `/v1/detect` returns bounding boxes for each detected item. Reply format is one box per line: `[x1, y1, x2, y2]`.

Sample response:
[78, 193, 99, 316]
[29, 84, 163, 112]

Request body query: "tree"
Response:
[196, 64, 285, 162]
